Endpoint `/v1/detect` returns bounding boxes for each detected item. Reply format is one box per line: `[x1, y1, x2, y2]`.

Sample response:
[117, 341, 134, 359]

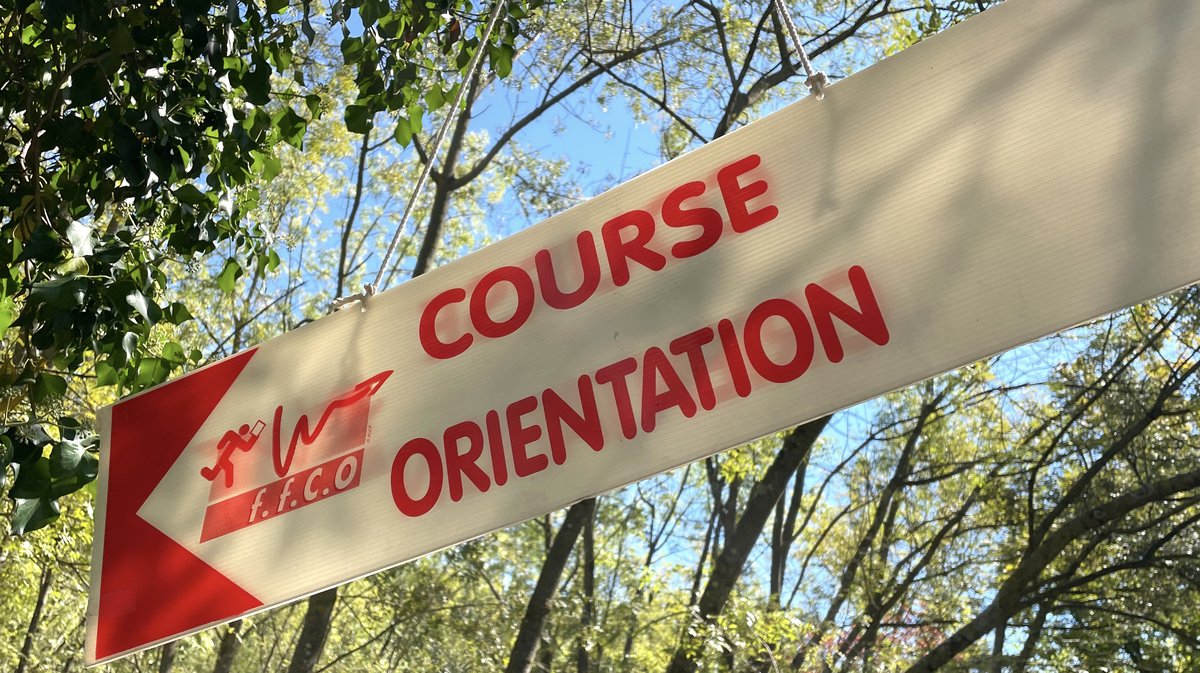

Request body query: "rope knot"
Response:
[330, 283, 376, 313]
[805, 72, 830, 100]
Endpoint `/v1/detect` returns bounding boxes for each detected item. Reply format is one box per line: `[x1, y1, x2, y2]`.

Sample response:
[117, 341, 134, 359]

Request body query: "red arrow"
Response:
[94, 349, 263, 661]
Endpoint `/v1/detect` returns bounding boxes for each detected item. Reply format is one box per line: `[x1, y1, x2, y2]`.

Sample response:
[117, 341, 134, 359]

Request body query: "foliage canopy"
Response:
[0, 0, 532, 533]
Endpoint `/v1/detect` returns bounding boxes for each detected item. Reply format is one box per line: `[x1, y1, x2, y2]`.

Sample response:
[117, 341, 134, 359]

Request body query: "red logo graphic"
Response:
[200, 420, 266, 487]
[199, 371, 392, 542]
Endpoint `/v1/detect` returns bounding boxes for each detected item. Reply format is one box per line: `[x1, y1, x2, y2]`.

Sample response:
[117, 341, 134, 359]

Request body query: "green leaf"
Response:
[217, 258, 241, 293]
[360, 0, 387, 27]
[49, 440, 84, 478]
[341, 35, 365, 63]
[407, 104, 424, 134]
[174, 183, 206, 204]
[255, 249, 281, 275]
[301, 2, 316, 41]
[0, 435, 13, 467]
[126, 290, 152, 321]
[66, 221, 93, 257]
[10, 456, 51, 499]
[108, 22, 134, 56]
[57, 416, 81, 441]
[305, 94, 322, 118]
[165, 301, 193, 325]
[242, 56, 272, 106]
[55, 256, 89, 276]
[0, 296, 15, 333]
[162, 341, 186, 364]
[10, 497, 60, 534]
[120, 332, 138, 363]
[257, 151, 282, 180]
[393, 116, 413, 147]
[498, 46, 514, 78]
[424, 86, 445, 109]
[136, 357, 171, 387]
[68, 64, 108, 107]
[344, 104, 373, 134]
[95, 360, 119, 386]
[31, 373, 67, 403]
[30, 277, 86, 309]
[276, 107, 307, 148]
[50, 463, 97, 498]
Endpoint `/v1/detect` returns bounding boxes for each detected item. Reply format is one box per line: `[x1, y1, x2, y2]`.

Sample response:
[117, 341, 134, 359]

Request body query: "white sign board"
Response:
[87, 0, 1200, 663]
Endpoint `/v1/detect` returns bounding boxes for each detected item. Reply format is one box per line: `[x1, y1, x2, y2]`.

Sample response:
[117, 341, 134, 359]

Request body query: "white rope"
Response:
[332, 0, 509, 312]
[769, 0, 830, 100]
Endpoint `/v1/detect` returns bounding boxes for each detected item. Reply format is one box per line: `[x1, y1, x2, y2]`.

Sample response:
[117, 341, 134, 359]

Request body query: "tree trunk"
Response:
[410, 60, 482, 280]
[157, 641, 178, 673]
[14, 566, 53, 673]
[988, 618, 1007, 673]
[286, 588, 338, 673]
[770, 461, 808, 607]
[666, 417, 830, 673]
[212, 619, 244, 673]
[411, 179, 453, 278]
[506, 498, 598, 673]
[1010, 606, 1047, 673]
[576, 507, 596, 673]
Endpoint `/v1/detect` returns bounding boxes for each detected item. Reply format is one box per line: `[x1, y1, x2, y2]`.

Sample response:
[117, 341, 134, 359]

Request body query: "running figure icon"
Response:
[200, 420, 266, 488]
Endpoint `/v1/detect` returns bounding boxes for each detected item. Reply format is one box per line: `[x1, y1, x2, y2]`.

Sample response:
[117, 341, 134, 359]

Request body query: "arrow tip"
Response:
[88, 349, 263, 664]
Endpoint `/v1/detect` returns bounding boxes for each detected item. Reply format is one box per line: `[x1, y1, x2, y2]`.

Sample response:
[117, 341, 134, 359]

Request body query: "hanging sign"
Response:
[87, 0, 1200, 663]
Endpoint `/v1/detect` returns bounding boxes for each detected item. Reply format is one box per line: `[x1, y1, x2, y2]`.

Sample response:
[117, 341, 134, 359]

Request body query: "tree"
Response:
[0, 0, 537, 532]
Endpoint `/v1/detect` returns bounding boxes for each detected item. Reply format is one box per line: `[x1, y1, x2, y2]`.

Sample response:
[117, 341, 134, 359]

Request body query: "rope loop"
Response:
[770, 0, 830, 100]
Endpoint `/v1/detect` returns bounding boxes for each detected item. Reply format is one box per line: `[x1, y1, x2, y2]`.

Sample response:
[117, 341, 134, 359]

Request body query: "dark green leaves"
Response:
[490, 44, 515, 78]
[108, 22, 134, 56]
[0, 0, 538, 536]
[31, 373, 66, 404]
[345, 104, 373, 134]
[276, 108, 308, 148]
[242, 55, 273, 106]
[49, 439, 86, 479]
[217, 258, 242, 294]
[29, 277, 86, 309]
[0, 436, 13, 477]
[95, 361, 119, 386]
[10, 497, 60, 535]
[67, 64, 108, 107]
[164, 301, 193, 325]
[341, 35, 366, 63]
[335, 0, 536, 137]
[174, 183, 207, 205]
[2, 419, 98, 532]
[359, 0, 389, 27]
